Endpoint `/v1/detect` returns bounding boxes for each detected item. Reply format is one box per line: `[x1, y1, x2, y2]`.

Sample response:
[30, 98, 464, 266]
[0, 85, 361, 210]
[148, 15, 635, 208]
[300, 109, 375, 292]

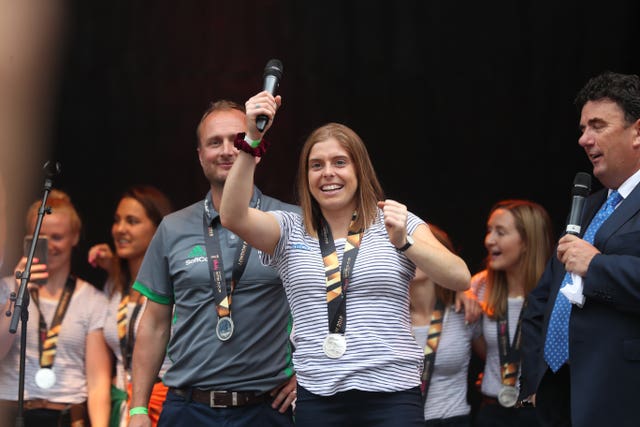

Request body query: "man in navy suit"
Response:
[520, 71, 640, 427]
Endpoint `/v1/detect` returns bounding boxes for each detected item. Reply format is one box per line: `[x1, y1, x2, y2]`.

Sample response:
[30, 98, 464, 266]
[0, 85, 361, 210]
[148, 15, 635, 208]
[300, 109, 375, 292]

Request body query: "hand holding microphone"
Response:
[239, 60, 283, 156]
[558, 172, 593, 266]
[558, 172, 593, 306]
[246, 92, 281, 141]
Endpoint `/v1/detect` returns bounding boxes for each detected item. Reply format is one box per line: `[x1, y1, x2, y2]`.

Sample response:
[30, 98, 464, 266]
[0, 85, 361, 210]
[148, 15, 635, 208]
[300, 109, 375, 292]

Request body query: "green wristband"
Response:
[244, 134, 262, 148]
[129, 406, 149, 416]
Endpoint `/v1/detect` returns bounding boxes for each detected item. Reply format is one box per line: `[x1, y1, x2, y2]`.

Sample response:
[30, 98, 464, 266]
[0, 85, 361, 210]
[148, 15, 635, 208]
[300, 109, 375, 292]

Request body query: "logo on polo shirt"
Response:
[185, 245, 207, 266]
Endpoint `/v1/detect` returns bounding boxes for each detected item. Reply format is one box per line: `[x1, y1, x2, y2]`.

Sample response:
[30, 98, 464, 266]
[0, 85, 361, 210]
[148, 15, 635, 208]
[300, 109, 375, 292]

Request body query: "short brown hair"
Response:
[195, 100, 245, 146]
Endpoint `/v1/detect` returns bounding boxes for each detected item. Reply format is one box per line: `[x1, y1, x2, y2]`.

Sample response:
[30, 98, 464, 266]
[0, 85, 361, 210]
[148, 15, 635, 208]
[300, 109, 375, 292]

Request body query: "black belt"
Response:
[482, 395, 499, 406]
[23, 399, 72, 411]
[0, 399, 89, 425]
[169, 387, 268, 408]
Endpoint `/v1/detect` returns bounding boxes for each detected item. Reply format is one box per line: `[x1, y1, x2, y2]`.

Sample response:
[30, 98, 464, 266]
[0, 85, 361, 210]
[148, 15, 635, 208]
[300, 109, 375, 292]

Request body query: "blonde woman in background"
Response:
[470, 199, 553, 427]
[0, 189, 111, 427]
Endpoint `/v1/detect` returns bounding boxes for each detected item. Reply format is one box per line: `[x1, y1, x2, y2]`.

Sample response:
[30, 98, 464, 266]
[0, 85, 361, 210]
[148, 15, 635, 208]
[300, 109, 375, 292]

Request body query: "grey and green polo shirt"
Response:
[133, 188, 298, 392]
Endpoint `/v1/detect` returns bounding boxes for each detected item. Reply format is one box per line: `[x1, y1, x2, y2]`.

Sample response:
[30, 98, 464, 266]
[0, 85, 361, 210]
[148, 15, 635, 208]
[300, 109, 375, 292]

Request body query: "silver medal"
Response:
[35, 367, 56, 389]
[323, 333, 347, 358]
[497, 385, 519, 408]
[216, 317, 234, 341]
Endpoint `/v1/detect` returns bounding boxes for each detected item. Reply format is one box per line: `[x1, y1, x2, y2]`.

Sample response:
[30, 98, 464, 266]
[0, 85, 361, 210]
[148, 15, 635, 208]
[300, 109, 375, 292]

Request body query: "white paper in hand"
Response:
[560, 273, 585, 307]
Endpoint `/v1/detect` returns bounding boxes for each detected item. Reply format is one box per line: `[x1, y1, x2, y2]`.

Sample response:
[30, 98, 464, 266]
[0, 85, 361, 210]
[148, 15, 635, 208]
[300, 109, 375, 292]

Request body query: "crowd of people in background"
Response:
[0, 70, 639, 427]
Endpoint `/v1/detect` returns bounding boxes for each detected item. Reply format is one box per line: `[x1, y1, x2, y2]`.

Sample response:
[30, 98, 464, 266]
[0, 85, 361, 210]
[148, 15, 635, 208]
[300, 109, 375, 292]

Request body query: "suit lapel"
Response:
[594, 183, 640, 246]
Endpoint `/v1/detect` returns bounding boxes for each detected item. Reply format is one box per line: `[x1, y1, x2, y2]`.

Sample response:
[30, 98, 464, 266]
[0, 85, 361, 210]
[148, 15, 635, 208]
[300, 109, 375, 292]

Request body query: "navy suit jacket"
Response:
[521, 184, 640, 427]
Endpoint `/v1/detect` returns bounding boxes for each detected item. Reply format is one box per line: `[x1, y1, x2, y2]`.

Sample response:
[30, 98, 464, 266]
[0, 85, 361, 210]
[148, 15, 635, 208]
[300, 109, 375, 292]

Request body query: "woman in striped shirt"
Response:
[411, 225, 479, 426]
[220, 91, 471, 426]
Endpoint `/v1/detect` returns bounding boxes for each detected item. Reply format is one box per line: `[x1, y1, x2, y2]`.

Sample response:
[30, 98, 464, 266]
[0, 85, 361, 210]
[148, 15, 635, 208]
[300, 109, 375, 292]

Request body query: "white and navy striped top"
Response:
[262, 209, 424, 396]
[413, 308, 479, 420]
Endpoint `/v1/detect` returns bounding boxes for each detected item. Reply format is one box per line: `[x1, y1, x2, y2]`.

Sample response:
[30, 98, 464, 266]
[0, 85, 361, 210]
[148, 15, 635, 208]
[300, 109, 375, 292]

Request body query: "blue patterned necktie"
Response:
[544, 190, 623, 372]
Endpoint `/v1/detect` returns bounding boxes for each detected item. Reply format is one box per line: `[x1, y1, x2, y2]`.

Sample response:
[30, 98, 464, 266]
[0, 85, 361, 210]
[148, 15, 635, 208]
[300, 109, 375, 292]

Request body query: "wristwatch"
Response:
[397, 235, 414, 252]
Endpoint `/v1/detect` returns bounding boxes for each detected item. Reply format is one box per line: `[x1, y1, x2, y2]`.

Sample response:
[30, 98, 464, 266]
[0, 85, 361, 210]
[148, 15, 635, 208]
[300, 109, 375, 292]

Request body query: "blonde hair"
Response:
[296, 123, 384, 236]
[25, 189, 82, 235]
[484, 199, 554, 319]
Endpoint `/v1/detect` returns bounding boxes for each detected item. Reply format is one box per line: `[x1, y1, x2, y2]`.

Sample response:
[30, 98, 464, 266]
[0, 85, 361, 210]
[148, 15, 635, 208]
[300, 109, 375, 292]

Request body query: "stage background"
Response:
[2, 1, 639, 285]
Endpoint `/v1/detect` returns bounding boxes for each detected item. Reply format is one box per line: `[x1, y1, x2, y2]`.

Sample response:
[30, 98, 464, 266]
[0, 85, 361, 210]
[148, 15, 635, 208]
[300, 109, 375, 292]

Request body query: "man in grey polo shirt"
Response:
[128, 97, 298, 427]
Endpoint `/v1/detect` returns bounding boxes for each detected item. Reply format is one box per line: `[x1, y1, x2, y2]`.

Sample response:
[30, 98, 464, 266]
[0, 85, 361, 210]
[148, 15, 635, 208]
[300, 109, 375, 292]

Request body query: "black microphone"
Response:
[566, 172, 592, 236]
[256, 59, 283, 132]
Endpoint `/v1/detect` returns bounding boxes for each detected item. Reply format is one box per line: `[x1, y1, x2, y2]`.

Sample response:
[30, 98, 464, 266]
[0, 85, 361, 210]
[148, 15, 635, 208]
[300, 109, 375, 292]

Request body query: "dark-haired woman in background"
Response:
[88, 185, 173, 427]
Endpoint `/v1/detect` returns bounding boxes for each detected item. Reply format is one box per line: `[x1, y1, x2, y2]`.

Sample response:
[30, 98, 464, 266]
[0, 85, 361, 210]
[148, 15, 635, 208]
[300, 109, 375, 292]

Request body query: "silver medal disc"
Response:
[323, 333, 347, 359]
[497, 385, 519, 408]
[35, 367, 56, 389]
[216, 317, 234, 341]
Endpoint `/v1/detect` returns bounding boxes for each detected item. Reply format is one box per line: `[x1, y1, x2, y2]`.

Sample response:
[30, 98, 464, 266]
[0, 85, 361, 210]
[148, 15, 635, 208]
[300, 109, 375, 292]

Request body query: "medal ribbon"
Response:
[420, 299, 445, 403]
[117, 293, 144, 372]
[117, 295, 129, 342]
[318, 213, 363, 334]
[202, 197, 260, 319]
[29, 275, 77, 368]
[496, 301, 526, 387]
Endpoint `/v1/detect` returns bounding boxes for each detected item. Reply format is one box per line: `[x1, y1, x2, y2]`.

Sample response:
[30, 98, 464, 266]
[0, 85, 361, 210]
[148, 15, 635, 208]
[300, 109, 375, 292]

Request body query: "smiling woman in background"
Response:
[0, 189, 111, 427]
[469, 199, 553, 427]
[88, 185, 173, 427]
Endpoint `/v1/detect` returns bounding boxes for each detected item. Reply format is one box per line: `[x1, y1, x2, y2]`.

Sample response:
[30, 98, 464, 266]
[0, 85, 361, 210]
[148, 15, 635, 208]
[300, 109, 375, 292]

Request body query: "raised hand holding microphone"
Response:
[231, 61, 284, 160]
[245, 91, 281, 143]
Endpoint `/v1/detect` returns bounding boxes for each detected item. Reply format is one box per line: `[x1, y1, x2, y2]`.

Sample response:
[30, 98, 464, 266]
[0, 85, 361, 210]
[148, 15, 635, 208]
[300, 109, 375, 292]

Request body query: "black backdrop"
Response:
[4, 1, 639, 284]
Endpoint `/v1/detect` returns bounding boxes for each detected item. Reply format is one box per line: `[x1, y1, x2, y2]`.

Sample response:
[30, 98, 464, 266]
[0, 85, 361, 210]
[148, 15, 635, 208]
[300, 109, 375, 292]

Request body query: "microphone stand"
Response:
[7, 163, 57, 427]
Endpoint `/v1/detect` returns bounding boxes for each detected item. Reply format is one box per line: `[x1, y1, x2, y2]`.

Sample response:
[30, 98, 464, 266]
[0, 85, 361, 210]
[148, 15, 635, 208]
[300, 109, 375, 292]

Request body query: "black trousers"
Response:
[295, 385, 424, 427]
[474, 403, 539, 427]
[1, 408, 72, 427]
[425, 414, 471, 426]
[0, 400, 88, 427]
[535, 365, 571, 427]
